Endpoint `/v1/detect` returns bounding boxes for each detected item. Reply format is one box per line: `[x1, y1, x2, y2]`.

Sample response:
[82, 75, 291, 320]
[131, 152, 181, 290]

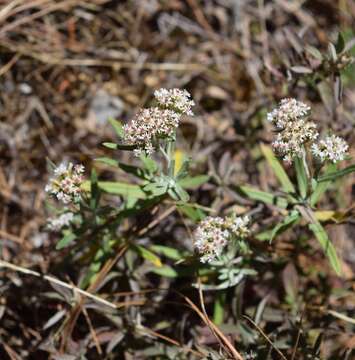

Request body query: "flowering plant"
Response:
[238, 98, 352, 275]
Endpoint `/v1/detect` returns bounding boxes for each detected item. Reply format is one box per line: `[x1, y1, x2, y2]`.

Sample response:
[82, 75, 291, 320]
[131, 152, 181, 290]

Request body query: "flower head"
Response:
[123, 107, 181, 156]
[272, 119, 319, 162]
[267, 98, 318, 163]
[45, 162, 85, 204]
[154, 88, 195, 115]
[267, 98, 310, 129]
[225, 215, 250, 238]
[47, 212, 74, 231]
[311, 135, 349, 163]
[194, 215, 250, 263]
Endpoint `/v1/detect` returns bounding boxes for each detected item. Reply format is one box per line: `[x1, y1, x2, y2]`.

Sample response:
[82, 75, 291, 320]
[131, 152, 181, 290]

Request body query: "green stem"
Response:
[166, 137, 176, 177]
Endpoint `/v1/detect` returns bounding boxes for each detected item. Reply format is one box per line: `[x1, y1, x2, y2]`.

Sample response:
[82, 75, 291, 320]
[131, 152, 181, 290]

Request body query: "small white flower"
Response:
[267, 98, 310, 129]
[46, 162, 85, 204]
[47, 212, 74, 231]
[154, 88, 195, 115]
[312, 135, 349, 163]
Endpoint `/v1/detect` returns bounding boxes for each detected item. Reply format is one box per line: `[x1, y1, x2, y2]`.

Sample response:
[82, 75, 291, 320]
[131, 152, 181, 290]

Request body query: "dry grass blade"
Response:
[183, 294, 244, 360]
[0, 259, 117, 309]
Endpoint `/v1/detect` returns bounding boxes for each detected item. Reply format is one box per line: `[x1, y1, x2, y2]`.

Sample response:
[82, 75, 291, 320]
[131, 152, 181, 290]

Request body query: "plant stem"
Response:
[166, 137, 176, 177]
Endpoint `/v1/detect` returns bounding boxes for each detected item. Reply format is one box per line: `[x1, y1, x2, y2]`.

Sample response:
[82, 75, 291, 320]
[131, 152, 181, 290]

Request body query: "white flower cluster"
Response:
[267, 98, 318, 162]
[268, 98, 349, 164]
[311, 135, 349, 163]
[45, 162, 85, 204]
[47, 212, 74, 231]
[154, 88, 195, 116]
[123, 88, 194, 156]
[267, 98, 310, 129]
[272, 119, 319, 163]
[124, 108, 180, 156]
[194, 215, 250, 263]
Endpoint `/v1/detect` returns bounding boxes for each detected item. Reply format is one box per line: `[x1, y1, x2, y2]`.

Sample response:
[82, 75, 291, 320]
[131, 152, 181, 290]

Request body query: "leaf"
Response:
[90, 168, 100, 210]
[43, 310, 66, 330]
[334, 74, 343, 104]
[178, 175, 210, 189]
[291, 66, 313, 74]
[117, 162, 147, 179]
[177, 203, 206, 222]
[150, 265, 178, 278]
[328, 43, 337, 61]
[108, 118, 124, 138]
[139, 154, 158, 173]
[270, 211, 300, 242]
[317, 165, 355, 182]
[56, 231, 76, 249]
[310, 163, 337, 206]
[314, 210, 336, 222]
[132, 245, 162, 267]
[335, 32, 345, 54]
[143, 182, 168, 196]
[213, 291, 226, 325]
[172, 182, 190, 202]
[236, 185, 288, 208]
[102, 142, 118, 149]
[260, 144, 295, 193]
[150, 245, 185, 261]
[95, 157, 118, 167]
[294, 156, 308, 199]
[102, 142, 135, 151]
[82, 180, 147, 199]
[305, 45, 323, 60]
[174, 149, 185, 176]
[309, 222, 342, 275]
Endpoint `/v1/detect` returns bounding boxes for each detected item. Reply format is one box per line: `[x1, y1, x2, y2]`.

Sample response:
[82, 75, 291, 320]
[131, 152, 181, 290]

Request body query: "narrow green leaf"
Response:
[260, 144, 295, 193]
[140, 155, 158, 173]
[294, 156, 308, 199]
[173, 183, 190, 202]
[95, 157, 118, 167]
[150, 265, 178, 278]
[150, 245, 184, 261]
[310, 163, 337, 206]
[178, 175, 210, 189]
[305, 45, 323, 60]
[90, 169, 100, 210]
[317, 165, 355, 182]
[102, 142, 118, 149]
[132, 245, 162, 267]
[102, 142, 135, 151]
[177, 203, 206, 222]
[82, 180, 147, 199]
[270, 211, 301, 242]
[213, 291, 226, 325]
[335, 32, 345, 54]
[309, 222, 342, 275]
[108, 118, 124, 138]
[237, 185, 288, 208]
[56, 232, 76, 249]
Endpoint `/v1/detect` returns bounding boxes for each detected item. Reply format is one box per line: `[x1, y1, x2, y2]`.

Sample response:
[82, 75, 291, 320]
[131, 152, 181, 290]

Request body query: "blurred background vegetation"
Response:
[0, 1, 354, 359]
